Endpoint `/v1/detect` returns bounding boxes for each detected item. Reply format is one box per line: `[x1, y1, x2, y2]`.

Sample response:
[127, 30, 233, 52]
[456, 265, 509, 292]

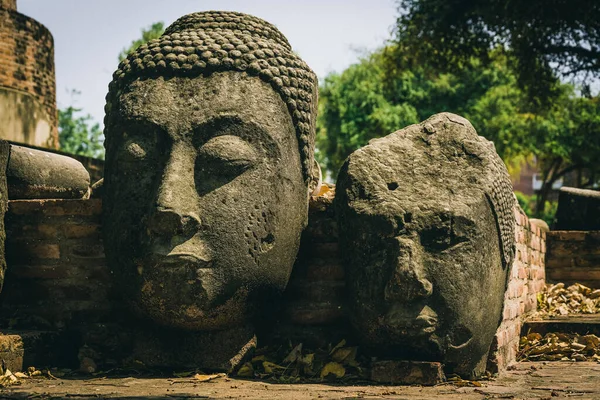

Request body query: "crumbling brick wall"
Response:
[545, 231, 600, 288]
[489, 206, 546, 372]
[0, 4, 57, 148]
[0, 199, 110, 329]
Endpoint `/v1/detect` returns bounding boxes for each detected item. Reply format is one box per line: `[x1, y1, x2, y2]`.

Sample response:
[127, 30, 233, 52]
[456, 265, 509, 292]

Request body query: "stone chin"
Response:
[132, 267, 250, 331]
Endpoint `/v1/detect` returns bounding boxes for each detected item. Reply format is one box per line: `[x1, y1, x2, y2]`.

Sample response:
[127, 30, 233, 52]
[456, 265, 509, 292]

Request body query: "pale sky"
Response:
[18, 0, 398, 127]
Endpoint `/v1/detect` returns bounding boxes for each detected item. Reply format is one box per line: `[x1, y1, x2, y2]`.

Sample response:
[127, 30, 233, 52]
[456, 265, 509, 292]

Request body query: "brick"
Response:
[68, 243, 105, 259]
[8, 199, 102, 217]
[548, 231, 588, 241]
[502, 301, 519, 321]
[7, 242, 60, 261]
[517, 264, 528, 280]
[10, 265, 69, 279]
[62, 224, 100, 239]
[37, 224, 60, 238]
[547, 268, 600, 283]
[0, 8, 57, 146]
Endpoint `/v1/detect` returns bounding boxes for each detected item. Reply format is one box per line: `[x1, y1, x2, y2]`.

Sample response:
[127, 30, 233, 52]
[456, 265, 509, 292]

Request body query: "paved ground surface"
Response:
[2, 361, 600, 399]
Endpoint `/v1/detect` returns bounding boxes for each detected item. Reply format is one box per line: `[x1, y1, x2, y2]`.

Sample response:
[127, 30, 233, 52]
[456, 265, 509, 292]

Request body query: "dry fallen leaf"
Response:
[262, 361, 286, 374]
[320, 362, 345, 379]
[329, 340, 346, 355]
[519, 332, 600, 362]
[331, 347, 358, 367]
[194, 373, 225, 382]
[283, 343, 303, 364]
[535, 282, 600, 317]
[236, 362, 254, 377]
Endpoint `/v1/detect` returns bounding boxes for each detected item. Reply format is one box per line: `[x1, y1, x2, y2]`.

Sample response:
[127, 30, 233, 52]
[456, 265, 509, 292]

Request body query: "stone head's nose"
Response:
[147, 207, 201, 236]
[147, 143, 202, 236]
[384, 237, 433, 302]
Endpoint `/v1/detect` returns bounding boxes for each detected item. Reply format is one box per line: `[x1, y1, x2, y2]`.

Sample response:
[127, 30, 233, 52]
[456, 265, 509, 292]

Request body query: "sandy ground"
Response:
[2, 361, 600, 399]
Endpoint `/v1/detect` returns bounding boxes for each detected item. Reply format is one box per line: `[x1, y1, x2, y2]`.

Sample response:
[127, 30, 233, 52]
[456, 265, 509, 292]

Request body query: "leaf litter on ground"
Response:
[535, 283, 600, 317]
[235, 339, 365, 383]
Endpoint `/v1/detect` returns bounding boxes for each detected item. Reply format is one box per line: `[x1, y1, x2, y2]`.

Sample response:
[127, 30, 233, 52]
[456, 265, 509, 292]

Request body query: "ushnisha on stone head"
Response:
[336, 112, 515, 378]
[102, 11, 318, 331]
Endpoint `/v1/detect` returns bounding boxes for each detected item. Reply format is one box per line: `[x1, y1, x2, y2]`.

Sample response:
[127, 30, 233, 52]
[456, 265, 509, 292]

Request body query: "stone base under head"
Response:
[335, 112, 515, 378]
[129, 325, 256, 372]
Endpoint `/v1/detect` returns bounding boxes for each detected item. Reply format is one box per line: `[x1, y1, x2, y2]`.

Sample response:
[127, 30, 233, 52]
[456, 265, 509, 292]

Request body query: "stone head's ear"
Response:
[308, 159, 322, 197]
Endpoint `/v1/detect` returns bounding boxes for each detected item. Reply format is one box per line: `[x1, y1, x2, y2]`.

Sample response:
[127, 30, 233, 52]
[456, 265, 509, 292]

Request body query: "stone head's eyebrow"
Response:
[113, 117, 169, 139]
[192, 115, 281, 160]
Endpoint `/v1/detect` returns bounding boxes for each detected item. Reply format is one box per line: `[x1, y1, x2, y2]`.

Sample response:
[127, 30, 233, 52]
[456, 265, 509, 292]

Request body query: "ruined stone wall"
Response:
[0, 199, 109, 329]
[0, 196, 548, 373]
[0, 4, 57, 148]
[489, 206, 546, 372]
[545, 231, 600, 288]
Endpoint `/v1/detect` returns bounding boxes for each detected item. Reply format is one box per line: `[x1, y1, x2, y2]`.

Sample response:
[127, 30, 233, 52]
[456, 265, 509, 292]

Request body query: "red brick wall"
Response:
[0, 199, 111, 329]
[489, 206, 546, 372]
[0, 7, 57, 148]
[545, 231, 600, 288]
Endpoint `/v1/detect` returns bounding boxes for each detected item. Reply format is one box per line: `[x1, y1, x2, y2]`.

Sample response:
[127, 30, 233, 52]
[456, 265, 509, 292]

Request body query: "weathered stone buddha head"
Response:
[103, 11, 317, 331]
[336, 113, 515, 378]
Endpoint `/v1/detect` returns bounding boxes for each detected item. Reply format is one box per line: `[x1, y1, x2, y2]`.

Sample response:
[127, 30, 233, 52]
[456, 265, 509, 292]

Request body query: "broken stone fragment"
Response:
[6, 145, 90, 200]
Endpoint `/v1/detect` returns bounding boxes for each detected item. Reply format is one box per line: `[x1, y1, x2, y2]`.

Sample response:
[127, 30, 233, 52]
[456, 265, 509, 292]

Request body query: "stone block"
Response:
[0, 333, 23, 371]
[555, 187, 600, 230]
[7, 145, 90, 199]
[0, 331, 71, 372]
[370, 360, 445, 385]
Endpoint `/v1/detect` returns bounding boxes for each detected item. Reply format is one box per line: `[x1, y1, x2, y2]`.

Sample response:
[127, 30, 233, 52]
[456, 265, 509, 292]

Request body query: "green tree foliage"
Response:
[317, 48, 600, 218]
[515, 191, 558, 227]
[118, 22, 165, 62]
[58, 104, 104, 159]
[392, 0, 600, 101]
[317, 49, 528, 174]
[316, 51, 418, 173]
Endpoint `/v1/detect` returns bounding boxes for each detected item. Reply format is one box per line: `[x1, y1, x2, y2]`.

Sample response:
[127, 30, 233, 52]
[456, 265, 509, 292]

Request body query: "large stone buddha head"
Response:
[103, 11, 317, 331]
[336, 113, 515, 378]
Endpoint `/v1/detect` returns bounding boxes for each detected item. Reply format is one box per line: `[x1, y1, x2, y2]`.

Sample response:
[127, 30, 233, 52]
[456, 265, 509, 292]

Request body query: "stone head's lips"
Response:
[161, 252, 212, 268]
[385, 304, 439, 335]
